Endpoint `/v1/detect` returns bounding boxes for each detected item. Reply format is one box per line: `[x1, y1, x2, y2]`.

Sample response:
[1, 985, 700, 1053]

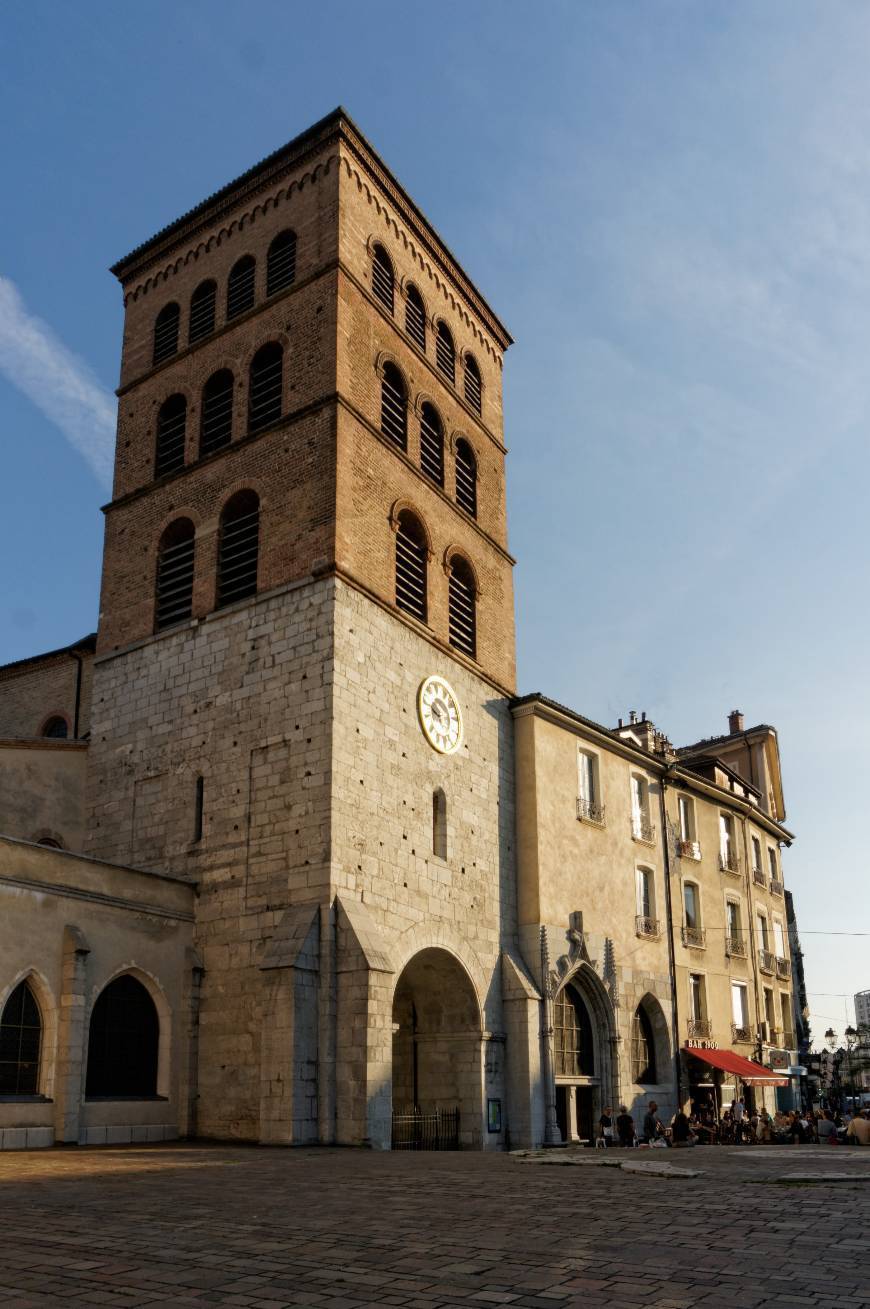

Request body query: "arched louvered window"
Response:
[455, 439, 477, 517]
[436, 322, 455, 385]
[631, 1005, 657, 1085]
[200, 370, 234, 456]
[248, 343, 283, 434]
[153, 303, 180, 365]
[372, 244, 394, 313]
[448, 556, 476, 659]
[380, 363, 407, 450]
[155, 518, 195, 632]
[0, 979, 42, 1095]
[419, 403, 444, 485]
[464, 354, 482, 415]
[267, 230, 297, 295]
[226, 255, 256, 319]
[189, 280, 217, 344]
[395, 510, 427, 623]
[217, 490, 260, 608]
[405, 284, 426, 350]
[155, 394, 187, 477]
[42, 716, 68, 739]
[85, 975, 158, 1098]
[433, 788, 447, 860]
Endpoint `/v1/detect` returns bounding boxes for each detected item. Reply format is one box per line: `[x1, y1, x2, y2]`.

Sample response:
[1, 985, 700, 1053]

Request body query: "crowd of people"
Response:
[597, 1098, 870, 1148]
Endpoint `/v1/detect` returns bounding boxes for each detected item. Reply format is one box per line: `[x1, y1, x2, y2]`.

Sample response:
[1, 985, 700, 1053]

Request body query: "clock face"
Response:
[417, 676, 463, 754]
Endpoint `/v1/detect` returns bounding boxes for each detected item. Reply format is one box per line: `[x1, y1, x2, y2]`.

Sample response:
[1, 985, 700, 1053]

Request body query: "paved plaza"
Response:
[0, 1144, 867, 1309]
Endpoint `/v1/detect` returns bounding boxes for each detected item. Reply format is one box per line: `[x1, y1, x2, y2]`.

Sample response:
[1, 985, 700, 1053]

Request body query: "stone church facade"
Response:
[0, 110, 799, 1151]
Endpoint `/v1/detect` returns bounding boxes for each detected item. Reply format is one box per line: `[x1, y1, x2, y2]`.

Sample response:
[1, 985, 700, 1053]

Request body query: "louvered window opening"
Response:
[405, 288, 426, 350]
[155, 529, 195, 630]
[381, 369, 407, 449]
[455, 444, 477, 516]
[267, 231, 297, 295]
[372, 247, 394, 313]
[464, 360, 482, 415]
[248, 348, 283, 434]
[0, 980, 41, 1095]
[420, 406, 444, 484]
[227, 258, 256, 319]
[153, 305, 180, 365]
[201, 372, 234, 455]
[395, 525, 426, 622]
[189, 282, 216, 343]
[449, 567, 476, 658]
[436, 325, 455, 384]
[155, 397, 187, 477]
[218, 504, 259, 607]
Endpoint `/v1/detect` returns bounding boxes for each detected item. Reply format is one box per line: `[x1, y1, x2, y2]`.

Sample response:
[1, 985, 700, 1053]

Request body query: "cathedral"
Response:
[0, 109, 801, 1152]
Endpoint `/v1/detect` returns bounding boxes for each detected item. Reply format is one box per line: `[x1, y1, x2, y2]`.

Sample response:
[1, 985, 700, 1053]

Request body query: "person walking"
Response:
[846, 1111, 870, 1145]
[598, 1106, 615, 1147]
[817, 1110, 838, 1144]
[733, 1096, 746, 1143]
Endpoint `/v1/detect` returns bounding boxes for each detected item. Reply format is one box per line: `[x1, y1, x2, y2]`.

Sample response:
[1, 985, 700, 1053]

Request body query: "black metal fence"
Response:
[391, 1106, 461, 1150]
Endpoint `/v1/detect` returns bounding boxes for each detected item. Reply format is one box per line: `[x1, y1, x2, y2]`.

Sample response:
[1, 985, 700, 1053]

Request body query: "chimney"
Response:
[728, 709, 744, 734]
[629, 710, 637, 724]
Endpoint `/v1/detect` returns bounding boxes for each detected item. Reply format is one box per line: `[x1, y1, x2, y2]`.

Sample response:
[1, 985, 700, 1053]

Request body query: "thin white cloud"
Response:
[0, 275, 115, 487]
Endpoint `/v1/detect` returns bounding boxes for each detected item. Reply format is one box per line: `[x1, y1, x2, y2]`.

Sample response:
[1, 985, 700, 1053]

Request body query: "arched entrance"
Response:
[391, 948, 482, 1149]
[552, 964, 617, 1143]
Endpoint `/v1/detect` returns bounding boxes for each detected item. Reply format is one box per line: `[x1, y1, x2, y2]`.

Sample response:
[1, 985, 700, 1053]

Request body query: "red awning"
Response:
[685, 1047, 789, 1086]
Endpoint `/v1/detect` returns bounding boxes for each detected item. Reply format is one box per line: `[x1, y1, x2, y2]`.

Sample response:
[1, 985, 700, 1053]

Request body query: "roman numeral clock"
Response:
[417, 676, 463, 754]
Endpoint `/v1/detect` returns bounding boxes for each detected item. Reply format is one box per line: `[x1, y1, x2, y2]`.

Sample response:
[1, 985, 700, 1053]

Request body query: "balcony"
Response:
[731, 1024, 752, 1043]
[576, 796, 606, 827]
[631, 815, 656, 845]
[752, 866, 766, 888]
[635, 915, 660, 940]
[718, 851, 740, 875]
[758, 948, 775, 975]
[776, 957, 791, 980]
[681, 925, 706, 949]
[678, 838, 701, 860]
[725, 935, 747, 958]
[770, 877, 784, 897]
[687, 1018, 712, 1039]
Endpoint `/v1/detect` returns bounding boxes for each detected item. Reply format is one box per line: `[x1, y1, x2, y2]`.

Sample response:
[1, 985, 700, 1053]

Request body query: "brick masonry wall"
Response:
[0, 654, 93, 739]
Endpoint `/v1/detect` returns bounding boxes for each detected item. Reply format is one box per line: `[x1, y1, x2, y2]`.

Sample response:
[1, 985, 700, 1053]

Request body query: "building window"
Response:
[636, 867, 653, 919]
[577, 751, 604, 823]
[631, 1005, 657, 1084]
[200, 369, 234, 455]
[435, 322, 455, 384]
[266, 230, 297, 296]
[0, 979, 42, 1095]
[85, 975, 159, 1098]
[448, 556, 476, 658]
[773, 918, 786, 959]
[432, 788, 447, 860]
[37, 837, 63, 849]
[380, 363, 407, 449]
[42, 716, 68, 739]
[751, 835, 762, 874]
[155, 394, 187, 477]
[193, 775, 204, 843]
[682, 882, 704, 948]
[768, 847, 778, 881]
[731, 981, 749, 1036]
[689, 973, 706, 1022]
[455, 439, 477, 517]
[780, 992, 792, 1043]
[394, 511, 427, 622]
[217, 491, 260, 608]
[726, 899, 744, 955]
[155, 518, 195, 631]
[464, 354, 482, 414]
[719, 813, 736, 871]
[419, 403, 444, 484]
[757, 911, 769, 950]
[372, 244, 394, 313]
[248, 343, 283, 434]
[226, 255, 256, 319]
[631, 774, 653, 842]
[678, 796, 695, 841]
[405, 284, 426, 350]
[553, 984, 595, 1077]
[188, 280, 217, 344]
[763, 986, 776, 1039]
[153, 302, 180, 365]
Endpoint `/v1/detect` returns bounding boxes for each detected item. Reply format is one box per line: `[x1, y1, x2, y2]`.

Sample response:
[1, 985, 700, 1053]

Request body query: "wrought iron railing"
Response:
[391, 1106, 460, 1151]
[635, 915, 660, 939]
[752, 866, 766, 888]
[719, 851, 740, 874]
[770, 878, 784, 897]
[631, 816, 656, 844]
[758, 949, 775, 974]
[731, 1024, 751, 1043]
[678, 839, 701, 860]
[726, 935, 747, 958]
[681, 925, 706, 949]
[687, 1018, 712, 1039]
[576, 796, 606, 826]
[776, 957, 791, 979]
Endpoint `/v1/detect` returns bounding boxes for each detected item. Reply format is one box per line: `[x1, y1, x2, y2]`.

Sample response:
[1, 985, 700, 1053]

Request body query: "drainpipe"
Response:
[659, 769, 683, 1109]
[68, 649, 84, 739]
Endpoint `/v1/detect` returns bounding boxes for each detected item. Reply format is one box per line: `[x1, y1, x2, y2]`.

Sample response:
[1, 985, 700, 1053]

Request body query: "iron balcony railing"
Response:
[776, 957, 792, 980]
[576, 796, 606, 826]
[752, 866, 767, 888]
[635, 915, 660, 939]
[758, 948, 776, 974]
[678, 838, 701, 860]
[631, 816, 656, 844]
[726, 935, 747, 958]
[391, 1106, 460, 1151]
[770, 877, 784, 897]
[681, 925, 706, 949]
[731, 1024, 752, 1043]
[687, 1018, 712, 1039]
[718, 851, 740, 874]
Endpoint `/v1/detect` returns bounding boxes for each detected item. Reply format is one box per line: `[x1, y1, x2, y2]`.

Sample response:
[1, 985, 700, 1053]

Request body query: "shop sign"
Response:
[685, 1039, 719, 1050]
[767, 1049, 789, 1070]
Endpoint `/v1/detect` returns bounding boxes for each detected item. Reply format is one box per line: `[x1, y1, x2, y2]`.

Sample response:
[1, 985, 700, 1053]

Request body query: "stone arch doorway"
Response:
[391, 948, 482, 1148]
[553, 964, 617, 1143]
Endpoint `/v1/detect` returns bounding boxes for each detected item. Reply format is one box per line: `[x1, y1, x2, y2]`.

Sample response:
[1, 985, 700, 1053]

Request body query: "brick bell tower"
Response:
[87, 109, 520, 1148]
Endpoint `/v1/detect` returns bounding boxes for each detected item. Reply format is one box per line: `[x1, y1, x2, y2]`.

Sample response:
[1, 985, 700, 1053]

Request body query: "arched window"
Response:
[380, 363, 407, 450]
[154, 394, 187, 477]
[226, 255, 256, 319]
[372, 244, 394, 313]
[153, 303, 180, 365]
[405, 284, 426, 350]
[455, 439, 477, 517]
[554, 984, 595, 1077]
[395, 510, 427, 622]
[448, 555, 476, 659]
[464, 354, 482, 415]
[42, 716, 68, 739]
[248, 343, 283, 434]
[419, 403, 444, 485]
[435, 322, 455, 384]
[433, 788, 447, 860]
[37, 837, 63, 849]
[0, 980, 42, 1095]
[200, 369, 234, 456]
[631, 1005, 657, 1084]
[217, 490, 260, 608]
[155, 518, 195, 631]
[188, 280, 217, 343]
[85, 975, 158, 1098]
[266, 230, 297, 295]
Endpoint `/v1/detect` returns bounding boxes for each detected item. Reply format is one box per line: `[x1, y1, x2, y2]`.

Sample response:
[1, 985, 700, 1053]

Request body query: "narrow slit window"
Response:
[188, 280, 217, 343]
[395, 511, 427, 622]
[155, 518, 195, 631]
[419, 403, 444, 485]
[200, 370, 234, 456]
[433, 788, 447, 860]
[217, 490, 260, 608]
[380, 363, 407, 449]
[266, 230, 297, 295]
[464, 354, 482, 415]
[448, 556, 476, 659]
[248, 343, 283, 434]
[435, 322, 455, 384]
[226, 255, 256, 319]
[153, 303, 180, 365]
[372, 244, 394, 313]
[155, 394, 187, 477]
[193, 775, 204, 843]
[405, 284, 426, 350]
[455, 439, 477, 517]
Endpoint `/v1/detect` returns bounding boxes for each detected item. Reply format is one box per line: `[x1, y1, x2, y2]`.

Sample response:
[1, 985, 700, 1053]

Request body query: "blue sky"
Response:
[1, 1, 867, 1043]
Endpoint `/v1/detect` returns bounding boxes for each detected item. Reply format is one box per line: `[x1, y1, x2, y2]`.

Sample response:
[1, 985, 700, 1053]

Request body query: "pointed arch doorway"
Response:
[553, 965, 617, 1143]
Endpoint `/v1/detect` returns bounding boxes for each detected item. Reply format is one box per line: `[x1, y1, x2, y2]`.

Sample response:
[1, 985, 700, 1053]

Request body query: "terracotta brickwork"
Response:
[0, 643, 94, 739]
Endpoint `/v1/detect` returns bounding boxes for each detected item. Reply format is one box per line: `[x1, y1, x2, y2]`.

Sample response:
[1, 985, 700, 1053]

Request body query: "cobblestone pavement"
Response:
[0, 1144, 868, 1308]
